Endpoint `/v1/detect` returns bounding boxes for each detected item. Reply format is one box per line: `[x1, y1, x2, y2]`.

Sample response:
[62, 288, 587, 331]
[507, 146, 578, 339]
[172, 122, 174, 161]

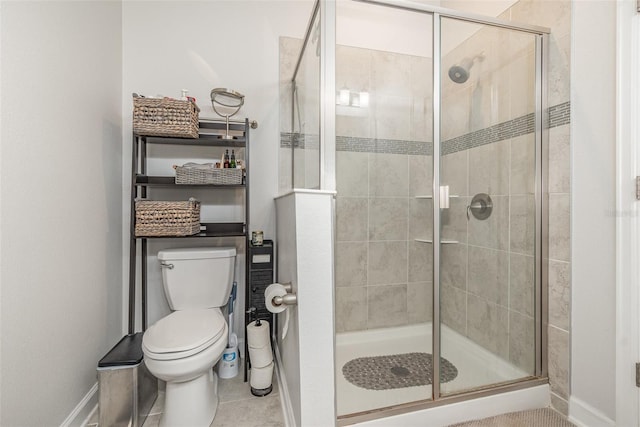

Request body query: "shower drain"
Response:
[390, 366, 411, 377]
[342, 352, 458, 390]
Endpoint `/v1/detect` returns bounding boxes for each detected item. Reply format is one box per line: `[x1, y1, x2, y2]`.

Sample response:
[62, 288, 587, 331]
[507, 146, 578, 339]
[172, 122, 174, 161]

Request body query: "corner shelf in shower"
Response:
[414, 238, 459, 244]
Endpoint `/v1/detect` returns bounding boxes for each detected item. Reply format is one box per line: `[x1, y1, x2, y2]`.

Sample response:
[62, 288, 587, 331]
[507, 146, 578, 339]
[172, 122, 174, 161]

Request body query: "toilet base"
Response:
[159, 369, 219, 427]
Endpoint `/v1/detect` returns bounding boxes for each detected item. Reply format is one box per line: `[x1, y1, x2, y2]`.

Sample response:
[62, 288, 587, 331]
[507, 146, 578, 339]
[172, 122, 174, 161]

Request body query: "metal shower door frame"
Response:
[332, 0, 551, 421]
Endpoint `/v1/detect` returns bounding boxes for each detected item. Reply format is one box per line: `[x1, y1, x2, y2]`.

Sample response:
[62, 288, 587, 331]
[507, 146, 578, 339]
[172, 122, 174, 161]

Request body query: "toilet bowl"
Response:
[143, 309, 228, 426]
[142, 247, 236, 427]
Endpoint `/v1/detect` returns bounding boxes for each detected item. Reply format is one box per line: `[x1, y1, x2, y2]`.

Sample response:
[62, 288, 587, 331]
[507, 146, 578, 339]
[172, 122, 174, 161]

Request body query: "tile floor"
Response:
[86, 360, 285, 427]
[447, 408, 575, 427]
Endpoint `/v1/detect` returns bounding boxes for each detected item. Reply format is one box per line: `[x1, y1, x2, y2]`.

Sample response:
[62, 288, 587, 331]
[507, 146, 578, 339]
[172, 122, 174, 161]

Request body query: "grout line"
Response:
[548, 323, 570, 334]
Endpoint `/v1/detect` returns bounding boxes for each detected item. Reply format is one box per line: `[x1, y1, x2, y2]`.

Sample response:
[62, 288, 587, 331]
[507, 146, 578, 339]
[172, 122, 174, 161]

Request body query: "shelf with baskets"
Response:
[135, 175, 246, 188]
[138, 222, 246, 238]
[128, 118, 251, 335]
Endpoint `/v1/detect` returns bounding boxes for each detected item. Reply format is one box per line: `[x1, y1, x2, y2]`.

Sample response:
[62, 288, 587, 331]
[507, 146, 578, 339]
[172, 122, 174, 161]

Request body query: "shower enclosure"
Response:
[281, 0, 549, 423]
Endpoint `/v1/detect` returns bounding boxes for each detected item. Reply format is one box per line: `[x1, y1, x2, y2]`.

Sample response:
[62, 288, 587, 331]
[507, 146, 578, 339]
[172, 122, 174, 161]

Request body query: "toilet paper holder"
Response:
[272, 282, 297, 307]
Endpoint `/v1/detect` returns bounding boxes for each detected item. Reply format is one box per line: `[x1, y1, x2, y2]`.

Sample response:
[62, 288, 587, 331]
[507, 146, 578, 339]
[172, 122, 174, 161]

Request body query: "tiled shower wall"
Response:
[436, 19, 540, 379]
[333, 46, 434, 333]
[278, 0, 570, 415]
[502, 0, 572, 415]
[319, 38, 544, 381]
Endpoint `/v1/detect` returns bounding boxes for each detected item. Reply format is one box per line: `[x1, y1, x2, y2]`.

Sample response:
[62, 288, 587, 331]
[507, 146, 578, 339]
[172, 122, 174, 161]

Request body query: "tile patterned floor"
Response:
[447, 407, 575, 427]
[86, 360, 285, 427]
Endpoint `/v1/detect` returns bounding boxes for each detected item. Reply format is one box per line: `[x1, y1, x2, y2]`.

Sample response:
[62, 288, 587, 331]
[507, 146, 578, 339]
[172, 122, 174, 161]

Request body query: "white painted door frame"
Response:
[616, 1, 640, 426]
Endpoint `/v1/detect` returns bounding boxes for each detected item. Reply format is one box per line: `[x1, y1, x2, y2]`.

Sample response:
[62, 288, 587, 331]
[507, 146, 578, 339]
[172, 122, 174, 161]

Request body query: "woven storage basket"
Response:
[135, 199, 201, 237]
[175, 166, 243, 185]
[133, 98, 200, 138]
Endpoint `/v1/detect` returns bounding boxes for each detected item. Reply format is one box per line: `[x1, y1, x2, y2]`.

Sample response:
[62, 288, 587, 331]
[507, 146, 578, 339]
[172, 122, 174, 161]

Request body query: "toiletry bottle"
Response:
[230, 150, 236, 169]
[224, 150, 230, 168]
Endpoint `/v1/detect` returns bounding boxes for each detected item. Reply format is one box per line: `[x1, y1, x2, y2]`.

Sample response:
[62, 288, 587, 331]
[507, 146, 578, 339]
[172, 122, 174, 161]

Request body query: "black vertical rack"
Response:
[245, 240, 275, 380]
[128, 119, 250, 349]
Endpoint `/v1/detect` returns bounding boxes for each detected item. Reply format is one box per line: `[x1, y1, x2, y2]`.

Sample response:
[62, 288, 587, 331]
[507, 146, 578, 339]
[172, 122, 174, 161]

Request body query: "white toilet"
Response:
[142, 247, 236, 427]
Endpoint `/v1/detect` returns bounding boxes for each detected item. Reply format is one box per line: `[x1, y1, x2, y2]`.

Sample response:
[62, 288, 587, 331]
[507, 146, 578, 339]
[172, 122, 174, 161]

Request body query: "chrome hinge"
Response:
[636, 177, 640, 200]
[636, 363, 640, 387]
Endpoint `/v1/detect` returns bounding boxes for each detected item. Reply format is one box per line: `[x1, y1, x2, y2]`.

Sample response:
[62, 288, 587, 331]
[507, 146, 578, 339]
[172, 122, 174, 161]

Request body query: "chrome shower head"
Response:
[448, 54, 484, 84]
[448, 64, 470, 84]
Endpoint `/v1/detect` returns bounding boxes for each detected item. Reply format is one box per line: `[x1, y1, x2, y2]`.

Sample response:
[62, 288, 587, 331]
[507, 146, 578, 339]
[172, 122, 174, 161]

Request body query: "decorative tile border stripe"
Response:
[280, 102, 570, 156]
[280, 133, 433, 155]
[336, 136, 433, 156]
[280, 132, 320, 150]
[442, 113, 535, 155]
[549, 101, 570, 128]
[280, 132, 293, 148]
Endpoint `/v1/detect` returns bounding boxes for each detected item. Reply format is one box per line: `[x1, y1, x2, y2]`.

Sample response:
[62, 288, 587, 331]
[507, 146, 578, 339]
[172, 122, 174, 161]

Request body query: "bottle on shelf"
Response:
[230, 150, 236, 169]
[224, 149, 230, 168]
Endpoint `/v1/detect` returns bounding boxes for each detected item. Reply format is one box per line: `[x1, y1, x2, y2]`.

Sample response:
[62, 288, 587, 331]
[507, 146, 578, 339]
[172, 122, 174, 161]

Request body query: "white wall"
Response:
[0, 2, 123, 425]
[274, 191, 336, 427]
[275, 193, 301, 425]
[122, 1, 313, 332]
[570, 0, 617, 423]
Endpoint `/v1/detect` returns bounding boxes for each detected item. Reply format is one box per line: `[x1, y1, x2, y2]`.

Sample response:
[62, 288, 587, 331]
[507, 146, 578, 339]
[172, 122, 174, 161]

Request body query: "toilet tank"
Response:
[157, 247, 236, 310]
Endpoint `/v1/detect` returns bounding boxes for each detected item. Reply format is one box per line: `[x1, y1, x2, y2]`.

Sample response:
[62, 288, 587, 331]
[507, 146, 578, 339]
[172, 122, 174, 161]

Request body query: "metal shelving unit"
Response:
[128, 119, 250, 337]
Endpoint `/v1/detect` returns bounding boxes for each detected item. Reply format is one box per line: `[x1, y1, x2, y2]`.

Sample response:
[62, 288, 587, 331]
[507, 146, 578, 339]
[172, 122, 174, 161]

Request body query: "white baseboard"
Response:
[569, 396, 616, 427]
[60, 382, 98, 427]
[274, 341, 296, 427]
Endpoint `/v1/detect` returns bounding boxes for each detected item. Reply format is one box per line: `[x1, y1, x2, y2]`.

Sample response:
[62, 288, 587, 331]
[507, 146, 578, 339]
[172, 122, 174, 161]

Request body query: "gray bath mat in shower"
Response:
[342, 352, 458, 390]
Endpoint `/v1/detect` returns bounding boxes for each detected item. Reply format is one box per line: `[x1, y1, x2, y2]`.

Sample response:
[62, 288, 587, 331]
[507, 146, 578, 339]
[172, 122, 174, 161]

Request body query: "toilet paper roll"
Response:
[248, 344, 273, 369]
[264, 283, 288, 314]
[250, 362, 274, 390]
[265, 283, 292, 340]
[247, 320, 271, 349]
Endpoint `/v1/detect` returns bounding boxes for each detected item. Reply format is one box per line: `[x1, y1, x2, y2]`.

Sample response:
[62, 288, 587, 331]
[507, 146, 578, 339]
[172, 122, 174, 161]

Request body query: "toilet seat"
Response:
[142, 308, 226, 361]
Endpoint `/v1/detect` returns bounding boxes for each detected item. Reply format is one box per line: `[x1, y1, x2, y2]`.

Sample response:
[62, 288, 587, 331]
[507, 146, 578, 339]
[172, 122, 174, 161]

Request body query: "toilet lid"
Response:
[142, 309, 226, 358]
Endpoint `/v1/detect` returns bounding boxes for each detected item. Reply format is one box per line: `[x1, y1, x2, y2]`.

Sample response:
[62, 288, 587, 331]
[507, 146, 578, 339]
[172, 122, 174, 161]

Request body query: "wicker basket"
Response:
[175, 166, 243, 185]
[133, 97, 200, 139]
[135, 199, 201, 237]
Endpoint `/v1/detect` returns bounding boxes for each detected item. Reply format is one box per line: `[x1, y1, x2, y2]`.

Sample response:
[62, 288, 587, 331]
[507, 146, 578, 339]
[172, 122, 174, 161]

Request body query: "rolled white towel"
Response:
[180, 162, 215, 170]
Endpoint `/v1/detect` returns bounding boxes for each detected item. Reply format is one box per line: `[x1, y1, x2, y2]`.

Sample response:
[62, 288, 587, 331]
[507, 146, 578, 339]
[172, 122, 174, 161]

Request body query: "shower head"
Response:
[448, 64, 470, 84]
[448, 54, 485, 84]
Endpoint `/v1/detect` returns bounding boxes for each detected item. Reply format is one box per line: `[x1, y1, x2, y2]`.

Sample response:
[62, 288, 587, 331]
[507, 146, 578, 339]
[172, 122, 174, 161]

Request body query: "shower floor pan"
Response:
[336, 323, 527, 417]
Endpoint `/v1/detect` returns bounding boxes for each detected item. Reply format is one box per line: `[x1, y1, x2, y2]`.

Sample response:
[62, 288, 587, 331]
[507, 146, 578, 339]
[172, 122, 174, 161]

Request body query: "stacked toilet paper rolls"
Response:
[250, 362, 274, 390]
[246, 321, 272, 367]
[247, 320, 274, 392]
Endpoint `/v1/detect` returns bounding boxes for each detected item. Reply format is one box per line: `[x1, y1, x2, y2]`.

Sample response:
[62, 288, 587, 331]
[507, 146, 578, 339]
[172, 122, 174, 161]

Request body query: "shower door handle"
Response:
[439, 185, 450, 209]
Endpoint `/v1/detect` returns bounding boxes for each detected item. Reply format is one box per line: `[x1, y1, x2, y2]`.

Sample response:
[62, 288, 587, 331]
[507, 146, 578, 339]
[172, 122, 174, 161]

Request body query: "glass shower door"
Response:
[293, 8, 321, 190]
[333, 1, 435, 415]
[437, 17, 540, 396]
